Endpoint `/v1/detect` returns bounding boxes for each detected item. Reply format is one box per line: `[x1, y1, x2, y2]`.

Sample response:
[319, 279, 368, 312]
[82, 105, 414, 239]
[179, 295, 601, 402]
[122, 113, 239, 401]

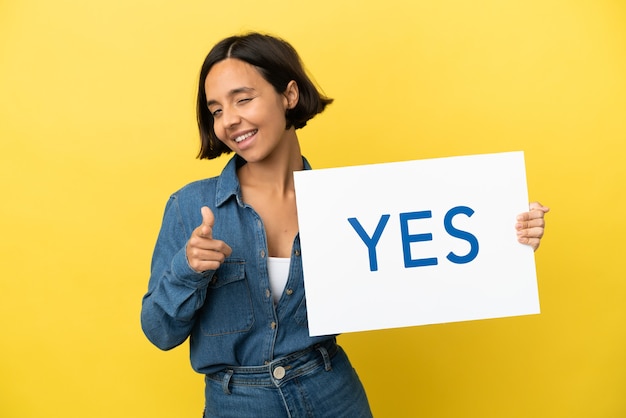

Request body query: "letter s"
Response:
[444, 206, 479, 264]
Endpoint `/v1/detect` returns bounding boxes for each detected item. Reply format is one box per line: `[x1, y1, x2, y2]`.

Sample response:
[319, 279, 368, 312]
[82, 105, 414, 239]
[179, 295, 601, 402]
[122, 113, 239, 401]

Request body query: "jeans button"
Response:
[273, 366, 286, 380]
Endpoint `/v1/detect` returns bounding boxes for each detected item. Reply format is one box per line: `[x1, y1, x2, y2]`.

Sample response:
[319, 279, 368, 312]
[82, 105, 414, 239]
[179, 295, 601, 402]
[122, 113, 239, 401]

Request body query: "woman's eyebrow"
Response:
[207, 87, 256, 107]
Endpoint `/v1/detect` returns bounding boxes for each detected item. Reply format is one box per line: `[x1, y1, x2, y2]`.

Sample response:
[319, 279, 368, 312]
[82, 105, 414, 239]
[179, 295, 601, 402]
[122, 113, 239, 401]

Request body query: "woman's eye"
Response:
[211, 109, 222, 117]
[238, 97, 252, 104]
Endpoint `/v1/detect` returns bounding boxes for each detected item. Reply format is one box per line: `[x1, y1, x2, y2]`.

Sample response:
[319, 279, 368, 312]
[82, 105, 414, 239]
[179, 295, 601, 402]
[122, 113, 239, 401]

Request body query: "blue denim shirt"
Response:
[141, 155, 332, 374]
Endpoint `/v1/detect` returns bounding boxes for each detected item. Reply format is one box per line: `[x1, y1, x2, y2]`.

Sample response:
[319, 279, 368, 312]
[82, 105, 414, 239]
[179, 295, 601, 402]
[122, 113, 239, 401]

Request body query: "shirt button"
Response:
[260, 250, 266, 258]
[294, 249, 301, 256]
[270, 321, 276, 329]
[265, 289, 271, 298]
[273, 366, 286, 380]
[285, 289, 293, 296]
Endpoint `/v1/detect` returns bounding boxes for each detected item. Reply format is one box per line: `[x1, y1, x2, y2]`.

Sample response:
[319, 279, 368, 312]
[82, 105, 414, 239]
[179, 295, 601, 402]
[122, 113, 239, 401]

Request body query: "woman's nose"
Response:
[220, 107, 241, 129]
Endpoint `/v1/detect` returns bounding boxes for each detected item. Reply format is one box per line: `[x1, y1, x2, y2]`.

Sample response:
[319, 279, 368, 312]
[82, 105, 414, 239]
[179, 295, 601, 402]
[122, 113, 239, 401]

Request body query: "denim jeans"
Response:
[203, 340, 373, 418]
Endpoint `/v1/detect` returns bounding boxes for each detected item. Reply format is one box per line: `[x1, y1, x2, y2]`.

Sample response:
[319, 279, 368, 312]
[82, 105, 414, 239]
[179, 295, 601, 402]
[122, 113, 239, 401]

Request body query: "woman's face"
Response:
[204, 58, 297, 163]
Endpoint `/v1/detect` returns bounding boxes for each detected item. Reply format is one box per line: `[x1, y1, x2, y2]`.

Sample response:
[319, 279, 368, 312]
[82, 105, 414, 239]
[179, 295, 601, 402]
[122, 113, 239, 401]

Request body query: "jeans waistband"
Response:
[206, 338, 338, 392]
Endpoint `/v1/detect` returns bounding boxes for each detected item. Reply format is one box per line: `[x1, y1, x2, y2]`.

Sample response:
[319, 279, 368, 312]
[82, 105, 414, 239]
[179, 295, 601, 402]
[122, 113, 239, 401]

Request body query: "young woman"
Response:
[141, 32, 549, 418]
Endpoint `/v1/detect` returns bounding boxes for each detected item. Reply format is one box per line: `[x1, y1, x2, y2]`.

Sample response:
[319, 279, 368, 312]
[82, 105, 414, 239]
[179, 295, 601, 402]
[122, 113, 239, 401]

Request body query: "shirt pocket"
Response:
[199, 259, 255, 336]
[293, 295, 308, 328]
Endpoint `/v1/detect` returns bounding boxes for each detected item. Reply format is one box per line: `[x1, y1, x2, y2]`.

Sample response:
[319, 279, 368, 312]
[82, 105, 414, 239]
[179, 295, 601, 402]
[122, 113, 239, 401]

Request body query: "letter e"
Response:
[400, 211, 438, 268]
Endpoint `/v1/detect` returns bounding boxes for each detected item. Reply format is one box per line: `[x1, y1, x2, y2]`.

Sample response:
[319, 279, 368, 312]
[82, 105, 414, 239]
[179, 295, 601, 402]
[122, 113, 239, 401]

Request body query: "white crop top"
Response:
[267, 257, 291, 304]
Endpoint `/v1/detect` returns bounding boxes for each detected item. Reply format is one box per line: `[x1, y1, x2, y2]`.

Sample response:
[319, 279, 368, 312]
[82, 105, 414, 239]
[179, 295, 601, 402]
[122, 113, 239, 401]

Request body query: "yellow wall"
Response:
[1, 0, 624, 417]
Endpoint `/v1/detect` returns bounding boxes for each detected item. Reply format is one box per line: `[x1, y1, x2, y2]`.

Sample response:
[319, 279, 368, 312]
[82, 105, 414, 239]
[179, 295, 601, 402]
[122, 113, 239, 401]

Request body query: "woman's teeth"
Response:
[234, 130, 257, 143]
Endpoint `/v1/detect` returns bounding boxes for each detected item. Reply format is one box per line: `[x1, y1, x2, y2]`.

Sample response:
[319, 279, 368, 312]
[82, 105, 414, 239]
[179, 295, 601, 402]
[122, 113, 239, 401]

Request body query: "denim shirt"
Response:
[141, 155, 332, 375]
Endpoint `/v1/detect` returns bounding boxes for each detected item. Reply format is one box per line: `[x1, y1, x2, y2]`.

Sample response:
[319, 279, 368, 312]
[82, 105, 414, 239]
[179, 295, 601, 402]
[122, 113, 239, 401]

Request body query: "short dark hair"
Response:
[196, 32, 333, 160]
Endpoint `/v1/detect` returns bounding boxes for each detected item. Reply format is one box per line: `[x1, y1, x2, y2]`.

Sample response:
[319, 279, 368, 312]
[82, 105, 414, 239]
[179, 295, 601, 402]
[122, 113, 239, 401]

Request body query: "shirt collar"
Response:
[215, 154, 313, 207]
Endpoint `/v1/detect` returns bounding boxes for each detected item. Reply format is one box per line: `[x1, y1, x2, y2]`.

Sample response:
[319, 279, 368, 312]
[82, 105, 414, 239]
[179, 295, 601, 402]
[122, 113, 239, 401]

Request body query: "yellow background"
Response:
[1, 0, 625, 417]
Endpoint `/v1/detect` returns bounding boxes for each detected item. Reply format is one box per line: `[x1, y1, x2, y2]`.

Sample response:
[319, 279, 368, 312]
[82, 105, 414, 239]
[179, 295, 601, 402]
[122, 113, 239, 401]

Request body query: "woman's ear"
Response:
[284, 80, 299, 109]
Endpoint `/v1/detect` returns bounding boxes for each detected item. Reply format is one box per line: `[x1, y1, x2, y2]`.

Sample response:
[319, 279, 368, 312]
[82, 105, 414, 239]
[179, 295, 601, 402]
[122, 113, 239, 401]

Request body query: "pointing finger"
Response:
[199, 206, 214, 238]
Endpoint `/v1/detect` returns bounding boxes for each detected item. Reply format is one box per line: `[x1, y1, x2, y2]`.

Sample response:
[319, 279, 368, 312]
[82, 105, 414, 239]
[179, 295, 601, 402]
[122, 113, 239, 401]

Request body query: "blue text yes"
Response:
[347, 206, 479, 272]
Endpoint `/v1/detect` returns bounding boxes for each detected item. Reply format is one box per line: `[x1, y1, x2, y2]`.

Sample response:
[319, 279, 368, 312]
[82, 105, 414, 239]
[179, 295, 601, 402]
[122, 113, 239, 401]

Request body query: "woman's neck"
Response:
[238, 134, 304, 196]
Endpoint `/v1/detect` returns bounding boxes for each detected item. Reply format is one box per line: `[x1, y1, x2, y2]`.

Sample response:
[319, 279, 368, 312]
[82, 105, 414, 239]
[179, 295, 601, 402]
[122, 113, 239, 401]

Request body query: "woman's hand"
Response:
[186, 206, 233, 272]
[516, 202, 550, 251]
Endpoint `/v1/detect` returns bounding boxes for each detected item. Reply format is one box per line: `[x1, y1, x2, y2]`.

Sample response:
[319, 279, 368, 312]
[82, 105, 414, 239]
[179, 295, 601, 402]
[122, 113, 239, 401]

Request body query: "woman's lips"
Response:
[233, 129, 257, 143]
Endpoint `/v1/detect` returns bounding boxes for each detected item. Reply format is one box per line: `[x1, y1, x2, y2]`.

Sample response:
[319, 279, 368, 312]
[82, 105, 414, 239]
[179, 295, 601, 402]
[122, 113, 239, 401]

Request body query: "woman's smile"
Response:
[233, 129, 257, 144]
[231, 129, 258, 151]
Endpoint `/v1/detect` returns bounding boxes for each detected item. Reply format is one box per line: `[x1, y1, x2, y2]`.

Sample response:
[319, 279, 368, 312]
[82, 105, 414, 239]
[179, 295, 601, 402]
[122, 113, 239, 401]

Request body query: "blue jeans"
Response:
[203, 339, 373, 417]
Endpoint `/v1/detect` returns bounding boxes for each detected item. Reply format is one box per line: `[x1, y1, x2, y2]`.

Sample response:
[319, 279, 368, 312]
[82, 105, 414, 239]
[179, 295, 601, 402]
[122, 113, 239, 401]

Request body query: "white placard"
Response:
[293, 151, 539, 336]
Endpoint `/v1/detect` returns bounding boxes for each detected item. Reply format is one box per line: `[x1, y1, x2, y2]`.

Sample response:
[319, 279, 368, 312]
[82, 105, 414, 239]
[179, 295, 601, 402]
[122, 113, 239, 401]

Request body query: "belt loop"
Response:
[317, 344, 332, 372]
[222, 369, 234, 395]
